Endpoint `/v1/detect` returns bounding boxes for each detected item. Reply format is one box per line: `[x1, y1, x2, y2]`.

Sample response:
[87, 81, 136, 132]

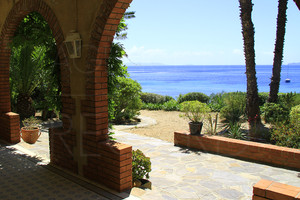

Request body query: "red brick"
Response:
[253, 179, 274, 197]
[252, 195, 269, 200]
[266, 182, 300, 200]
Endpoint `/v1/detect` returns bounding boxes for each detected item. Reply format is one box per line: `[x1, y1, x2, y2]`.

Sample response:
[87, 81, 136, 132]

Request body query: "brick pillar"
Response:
[84, 141, 132, 192]
[0, 112, 20, 144]
[82, 0, 133, 192]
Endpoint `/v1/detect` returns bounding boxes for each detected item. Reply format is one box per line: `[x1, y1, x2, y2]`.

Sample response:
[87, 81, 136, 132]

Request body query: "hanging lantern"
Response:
[64, 30, 82, 58]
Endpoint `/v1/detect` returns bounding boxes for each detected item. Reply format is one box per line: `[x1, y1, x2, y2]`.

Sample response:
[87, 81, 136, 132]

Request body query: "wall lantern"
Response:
[64, 30, 82, 58]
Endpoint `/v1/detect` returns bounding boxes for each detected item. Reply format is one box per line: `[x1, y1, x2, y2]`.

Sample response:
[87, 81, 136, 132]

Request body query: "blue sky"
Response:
[121, 0, 300, 65]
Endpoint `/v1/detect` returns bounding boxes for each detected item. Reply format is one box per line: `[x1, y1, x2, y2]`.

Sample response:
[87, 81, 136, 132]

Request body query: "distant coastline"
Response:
[128, 65, 300, 98]
[288, 62, 300, 65]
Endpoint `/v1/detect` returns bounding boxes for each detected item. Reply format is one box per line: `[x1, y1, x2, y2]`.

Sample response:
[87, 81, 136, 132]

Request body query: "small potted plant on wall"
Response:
[132, 149, 152, 189]
[180, 101, 210, 135]
[21, 116, 42, 144]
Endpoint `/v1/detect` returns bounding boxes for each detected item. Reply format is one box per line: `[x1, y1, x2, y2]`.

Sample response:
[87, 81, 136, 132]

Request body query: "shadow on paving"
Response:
[0, 142, 132, 200]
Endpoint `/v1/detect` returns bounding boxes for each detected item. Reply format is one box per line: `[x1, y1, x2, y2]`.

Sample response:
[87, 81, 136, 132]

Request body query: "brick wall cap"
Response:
[254, 179, 274, 190]
[98, 140, 132, 153]
[5, 112, 19, 117]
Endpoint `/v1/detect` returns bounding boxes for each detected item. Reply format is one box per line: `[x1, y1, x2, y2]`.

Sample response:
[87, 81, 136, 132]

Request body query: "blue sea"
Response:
[128, 65, 300, 98]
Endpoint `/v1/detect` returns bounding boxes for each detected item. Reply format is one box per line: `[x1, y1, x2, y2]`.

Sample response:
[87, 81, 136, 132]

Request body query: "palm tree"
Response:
[293, 0, 300, 10]
[238, 0, 262, 138]
[10, 42, 47, 119]
[268, 0, 288, 103]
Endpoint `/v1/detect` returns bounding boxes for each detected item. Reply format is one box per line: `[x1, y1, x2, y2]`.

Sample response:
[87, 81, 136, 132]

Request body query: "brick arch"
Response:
[82, 0, 133, 192]
[84, 0, 133, 144]
[0, 0, 76, 166]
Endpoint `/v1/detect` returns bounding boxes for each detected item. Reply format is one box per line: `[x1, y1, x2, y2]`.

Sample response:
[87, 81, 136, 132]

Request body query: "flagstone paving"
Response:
[4, 118, 300, 200]
[0, 142, 138, 200]
[114, 130, 300, 200]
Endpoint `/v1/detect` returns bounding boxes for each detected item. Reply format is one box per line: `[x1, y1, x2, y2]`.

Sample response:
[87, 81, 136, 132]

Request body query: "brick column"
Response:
[0, 112, 20, 144]
[82, 0, 133, 192]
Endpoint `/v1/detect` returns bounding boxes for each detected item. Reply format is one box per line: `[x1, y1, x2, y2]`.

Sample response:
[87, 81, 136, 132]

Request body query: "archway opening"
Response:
[10, 11, 61, 160]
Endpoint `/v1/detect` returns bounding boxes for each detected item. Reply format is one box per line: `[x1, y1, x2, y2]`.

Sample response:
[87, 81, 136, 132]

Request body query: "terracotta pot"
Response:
[189, 122, 203, 135]
[21, 127, 41, 144]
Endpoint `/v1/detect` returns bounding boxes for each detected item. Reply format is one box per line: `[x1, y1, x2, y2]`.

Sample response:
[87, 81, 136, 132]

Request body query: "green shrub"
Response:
[162, 100, 180, 111]
[290, 105, 300, 124]
[294, 93, 300, 105]
[205, 113, 219, 135]
[112, 77, 142, 123]
[208, 93, 225, 112]
[140, 92, 174, 104]
[258, 92, 269, 106]
[261, 103, 289, 124]
[180, 101, 210, 122]
[271, 123, 300, 149]
[132, 149, 151, 180]
[220, 92, 246, 123]
[178, 92, 209, 104]
[142, 103, 163, 110]
[226, 122, 247, 140]
[278, 92, 297, 110]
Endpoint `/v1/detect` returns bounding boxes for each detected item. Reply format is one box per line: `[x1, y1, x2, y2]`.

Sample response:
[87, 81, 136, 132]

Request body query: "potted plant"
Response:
[180, 101, 210, 135]
[132, 149, 152, 189]
[21, 116, 42, 144]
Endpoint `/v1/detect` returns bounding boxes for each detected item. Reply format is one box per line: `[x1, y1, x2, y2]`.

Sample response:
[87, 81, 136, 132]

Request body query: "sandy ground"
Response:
[122, 110, 225, 143]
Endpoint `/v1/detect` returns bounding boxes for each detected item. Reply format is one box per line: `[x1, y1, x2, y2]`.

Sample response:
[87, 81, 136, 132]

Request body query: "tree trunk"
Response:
[268, 0, 288, 103]
[239, 0, 262, 139]
[17, 93, 35, 120]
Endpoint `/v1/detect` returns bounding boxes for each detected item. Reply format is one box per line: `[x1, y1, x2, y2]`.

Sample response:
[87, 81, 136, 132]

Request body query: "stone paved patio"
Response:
[0, 142, 138, 200]
[114, 131, 300, 200]
[4, 119, 300, 200]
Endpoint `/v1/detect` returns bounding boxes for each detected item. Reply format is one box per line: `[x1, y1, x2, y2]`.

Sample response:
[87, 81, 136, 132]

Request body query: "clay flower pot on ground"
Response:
[21, 116, 42, 144]
[180, 101, 210, 135]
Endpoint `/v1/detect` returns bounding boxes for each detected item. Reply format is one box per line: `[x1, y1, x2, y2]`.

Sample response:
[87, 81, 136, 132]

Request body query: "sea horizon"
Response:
[127, 64, 300, 98]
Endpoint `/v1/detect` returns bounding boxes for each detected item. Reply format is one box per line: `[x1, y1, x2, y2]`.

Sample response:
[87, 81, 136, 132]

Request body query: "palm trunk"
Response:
[268, 0, 288, 103]
[239, 0, 262, 139]
[17, 93, 35, 120]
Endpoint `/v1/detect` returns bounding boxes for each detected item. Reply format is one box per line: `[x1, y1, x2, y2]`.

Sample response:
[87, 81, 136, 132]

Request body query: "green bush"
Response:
[142, 103, 163, 110]
[261, 103, 289, 124]
[141, 92, 174, 104]
[180, 101, 210, 122]
[208, 93, 225, 112]
[278, 92, 297, 110]
[178, 92, 209, 104]
[220, 92, 246, 123]
[290, 105, 300, 124]
[162, 100, 180, 111]
[294, 93, 300, 105]
[258, 92, 269, 106]
[132, 149, 151, 180]
[226, 122, 247, 140]
[112, 77, 142, 123]
[142, 100, 180, 111]
[205, 113, 219, 135]
[271, 123, 300, 149]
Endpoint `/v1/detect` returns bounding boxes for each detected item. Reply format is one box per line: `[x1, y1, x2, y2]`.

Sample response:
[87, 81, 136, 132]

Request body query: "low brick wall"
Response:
[84, 140, 132, 192]
[253, 179, 300, 200]
[174, 131, 300, 170]
[0, 112, 20, 144]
